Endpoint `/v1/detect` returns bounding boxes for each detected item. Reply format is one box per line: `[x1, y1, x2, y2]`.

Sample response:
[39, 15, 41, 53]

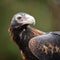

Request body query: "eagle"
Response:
[8, 12, 60, 60]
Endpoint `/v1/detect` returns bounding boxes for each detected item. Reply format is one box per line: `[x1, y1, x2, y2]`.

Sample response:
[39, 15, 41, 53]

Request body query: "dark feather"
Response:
[9, 26, 45, 60]
[29, 32, 60, 60]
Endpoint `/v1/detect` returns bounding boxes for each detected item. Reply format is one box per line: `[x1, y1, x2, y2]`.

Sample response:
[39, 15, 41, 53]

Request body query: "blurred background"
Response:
[0, 0, 60, 60]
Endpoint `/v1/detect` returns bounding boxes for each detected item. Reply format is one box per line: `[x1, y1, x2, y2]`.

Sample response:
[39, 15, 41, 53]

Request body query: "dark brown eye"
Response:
[17, 17, 22, 20]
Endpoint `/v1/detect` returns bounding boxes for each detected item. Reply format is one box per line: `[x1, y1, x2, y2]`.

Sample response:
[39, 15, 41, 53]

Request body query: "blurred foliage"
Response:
[0, 0, 60, 60]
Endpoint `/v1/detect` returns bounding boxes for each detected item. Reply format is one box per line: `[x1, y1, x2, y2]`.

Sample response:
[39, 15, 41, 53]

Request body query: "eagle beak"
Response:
[21, 15, 35, 26]
[21, 19, 35, 26]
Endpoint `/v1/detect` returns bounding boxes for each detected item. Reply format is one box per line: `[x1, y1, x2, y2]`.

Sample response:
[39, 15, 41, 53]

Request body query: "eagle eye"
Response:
[17, 16, 22, 20]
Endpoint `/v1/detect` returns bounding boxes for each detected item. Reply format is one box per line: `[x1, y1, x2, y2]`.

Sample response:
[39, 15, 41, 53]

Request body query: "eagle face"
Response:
[10, 13, 35, 28]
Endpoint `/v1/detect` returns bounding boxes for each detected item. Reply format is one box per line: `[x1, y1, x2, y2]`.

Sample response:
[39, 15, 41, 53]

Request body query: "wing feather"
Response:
[29, 32, 60, 60]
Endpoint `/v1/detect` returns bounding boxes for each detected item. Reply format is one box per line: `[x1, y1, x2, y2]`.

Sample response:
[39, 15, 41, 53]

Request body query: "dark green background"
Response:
[0, 0, 60, 60]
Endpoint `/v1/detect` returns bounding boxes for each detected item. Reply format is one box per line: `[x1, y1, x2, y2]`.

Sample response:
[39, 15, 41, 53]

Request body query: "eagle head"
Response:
[10, 12, 35, 28]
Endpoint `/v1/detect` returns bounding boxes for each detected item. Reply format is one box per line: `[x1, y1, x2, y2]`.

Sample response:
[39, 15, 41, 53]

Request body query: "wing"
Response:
[29, 32, 60, 60]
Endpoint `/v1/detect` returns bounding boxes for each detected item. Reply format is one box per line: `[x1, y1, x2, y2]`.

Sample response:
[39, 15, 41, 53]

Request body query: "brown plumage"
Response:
[8, 13, 45, 60]
[29, 32, 60, 60]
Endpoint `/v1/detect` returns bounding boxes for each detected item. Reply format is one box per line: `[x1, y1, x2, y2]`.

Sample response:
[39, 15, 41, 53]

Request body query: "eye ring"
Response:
[17, 16, 22, 20]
